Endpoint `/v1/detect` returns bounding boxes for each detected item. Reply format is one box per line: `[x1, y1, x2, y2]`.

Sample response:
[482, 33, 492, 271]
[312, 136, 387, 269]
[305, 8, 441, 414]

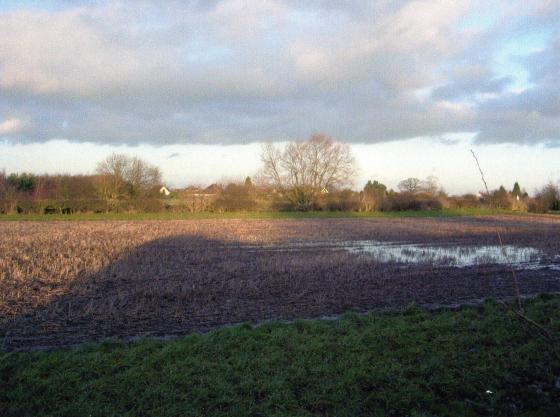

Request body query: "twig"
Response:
[497, 300, 559, 360]
[470, 149, 558, 353]
[470, 150, 490, 197]
[495, 231, 523, 312]
[471, 149, 522, 310]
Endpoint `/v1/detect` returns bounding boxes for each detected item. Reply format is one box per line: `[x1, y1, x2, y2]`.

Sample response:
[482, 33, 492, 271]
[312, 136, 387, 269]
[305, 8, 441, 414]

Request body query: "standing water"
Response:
[241, 240, 559, 270]
[343, 241, 547, 268]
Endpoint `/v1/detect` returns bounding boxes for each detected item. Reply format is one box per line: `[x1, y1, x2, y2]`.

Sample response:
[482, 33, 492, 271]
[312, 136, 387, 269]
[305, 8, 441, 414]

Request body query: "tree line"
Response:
[1, 134, 559, 214]
[0, 154, 162, 214]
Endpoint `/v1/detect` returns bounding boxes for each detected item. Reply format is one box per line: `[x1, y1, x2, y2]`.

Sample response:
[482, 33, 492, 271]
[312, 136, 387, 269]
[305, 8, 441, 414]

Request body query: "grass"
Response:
[0, 207, 521, 221]
[2, 296, 560, 417]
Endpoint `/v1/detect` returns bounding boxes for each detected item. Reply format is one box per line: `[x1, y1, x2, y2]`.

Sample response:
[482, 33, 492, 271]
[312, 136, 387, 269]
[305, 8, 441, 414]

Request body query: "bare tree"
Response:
[0, 170, 7, 200]
[95, 153, 162, 203]
[260, 134, 356, 210]
[420, 176, 440, 196]
[95, 153, 129, 201]
[0, 170, 14, 213]
[398, 177, 421, 194]
[126, 157, 162, 197]
[536, 182, 560, 211]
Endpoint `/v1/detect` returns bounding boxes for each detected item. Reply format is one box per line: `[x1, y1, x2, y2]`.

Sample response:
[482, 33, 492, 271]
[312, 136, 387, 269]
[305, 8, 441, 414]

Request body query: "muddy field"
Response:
[1, 215, 560, 350]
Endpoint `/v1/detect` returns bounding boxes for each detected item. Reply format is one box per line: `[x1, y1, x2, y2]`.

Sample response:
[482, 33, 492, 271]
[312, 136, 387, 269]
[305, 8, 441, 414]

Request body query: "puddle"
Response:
[240, 240, 560, 270]
[343, 241, 547, 268]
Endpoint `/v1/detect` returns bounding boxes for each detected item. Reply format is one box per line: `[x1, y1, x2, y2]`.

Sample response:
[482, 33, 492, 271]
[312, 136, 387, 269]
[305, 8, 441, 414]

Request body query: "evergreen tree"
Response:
[512, 181, 521, 196]
[244, 176, 253, 188]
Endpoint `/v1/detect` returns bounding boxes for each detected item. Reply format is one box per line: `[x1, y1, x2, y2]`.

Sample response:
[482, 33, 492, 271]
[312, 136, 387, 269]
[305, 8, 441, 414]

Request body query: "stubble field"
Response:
[1, 215, 560, 350]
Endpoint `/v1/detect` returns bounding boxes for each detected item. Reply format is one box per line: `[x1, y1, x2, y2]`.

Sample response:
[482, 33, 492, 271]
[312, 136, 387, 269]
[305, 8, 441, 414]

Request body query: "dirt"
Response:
[1, 215, 560, 350]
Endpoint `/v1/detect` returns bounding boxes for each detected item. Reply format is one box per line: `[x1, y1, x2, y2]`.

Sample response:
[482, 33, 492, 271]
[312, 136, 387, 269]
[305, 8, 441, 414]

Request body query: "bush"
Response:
[131, 198, 165, 213]
[450, 194, 482, 209]
[213, 183, 257, 212]
[527, 198, 547, 213]
[388, 193, 443, 211]
[490, 186, 512, 209]
[534, 183, 560, 212]
[323, 190, 361, 211]
[13, 199, 109, 214]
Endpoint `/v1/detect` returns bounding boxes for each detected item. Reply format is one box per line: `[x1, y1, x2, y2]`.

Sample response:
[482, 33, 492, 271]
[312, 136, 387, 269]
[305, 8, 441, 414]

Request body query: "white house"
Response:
[159, 186, 171, 196]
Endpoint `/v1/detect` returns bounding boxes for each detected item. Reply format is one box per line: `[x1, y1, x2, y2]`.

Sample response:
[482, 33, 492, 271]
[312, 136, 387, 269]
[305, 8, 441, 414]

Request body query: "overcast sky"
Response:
[0, 0, 559, 194]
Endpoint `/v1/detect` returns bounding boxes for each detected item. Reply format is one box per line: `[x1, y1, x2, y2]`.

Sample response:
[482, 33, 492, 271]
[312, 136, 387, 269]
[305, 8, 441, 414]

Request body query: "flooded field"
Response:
[243, 240, 558, 269]
[1, 215, 560, 350]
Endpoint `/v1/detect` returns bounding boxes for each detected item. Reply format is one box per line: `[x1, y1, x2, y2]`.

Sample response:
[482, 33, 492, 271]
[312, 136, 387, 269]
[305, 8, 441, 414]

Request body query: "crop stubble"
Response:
[1, 215, 560, 349]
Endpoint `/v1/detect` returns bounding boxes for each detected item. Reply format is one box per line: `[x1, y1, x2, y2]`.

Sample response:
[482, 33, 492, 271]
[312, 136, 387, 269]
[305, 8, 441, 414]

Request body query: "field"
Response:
[1, 214, 560, 350]
[0, 207, 531, 221]
[2, 296, 560, 416]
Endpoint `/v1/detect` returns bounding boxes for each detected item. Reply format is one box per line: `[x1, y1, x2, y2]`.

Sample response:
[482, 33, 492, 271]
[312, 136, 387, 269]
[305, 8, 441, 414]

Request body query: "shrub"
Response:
[534, 183, 560, 212]
[213, 183, 257, 212]
[388, 193, 443, 211]
[323, 190, 361, 211]
[451, 194, 482, 209]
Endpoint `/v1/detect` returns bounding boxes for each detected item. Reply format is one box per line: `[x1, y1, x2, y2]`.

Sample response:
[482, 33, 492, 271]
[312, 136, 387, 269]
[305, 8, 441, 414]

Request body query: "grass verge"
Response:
[0, 208, 521, 221]
[2, 296, 560, 416]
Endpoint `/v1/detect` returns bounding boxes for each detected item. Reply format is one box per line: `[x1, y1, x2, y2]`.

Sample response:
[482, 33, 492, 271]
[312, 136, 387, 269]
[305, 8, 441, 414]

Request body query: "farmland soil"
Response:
[1, 215, 560, 350]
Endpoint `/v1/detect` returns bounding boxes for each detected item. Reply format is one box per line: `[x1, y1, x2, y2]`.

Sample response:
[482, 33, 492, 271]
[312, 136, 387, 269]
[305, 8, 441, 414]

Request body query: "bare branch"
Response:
[259, 134, 356, 210]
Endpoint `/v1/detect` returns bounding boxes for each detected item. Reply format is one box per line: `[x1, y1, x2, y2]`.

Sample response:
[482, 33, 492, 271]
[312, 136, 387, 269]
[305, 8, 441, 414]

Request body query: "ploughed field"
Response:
[1, 216, 560, 350]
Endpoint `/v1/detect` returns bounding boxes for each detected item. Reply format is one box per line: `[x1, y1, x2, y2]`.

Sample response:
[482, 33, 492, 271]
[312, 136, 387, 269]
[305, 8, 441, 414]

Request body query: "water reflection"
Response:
[344, 241, 545, 268]
[241, 240, 559, 270]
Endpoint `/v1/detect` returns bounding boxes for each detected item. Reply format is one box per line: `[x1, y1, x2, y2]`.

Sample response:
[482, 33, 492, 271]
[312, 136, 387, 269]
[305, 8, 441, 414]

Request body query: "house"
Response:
[179, 184, 221, 197]
[320, 187, 329, 194]
[159, 186, 171, 196]
[202, 184, 221, 195]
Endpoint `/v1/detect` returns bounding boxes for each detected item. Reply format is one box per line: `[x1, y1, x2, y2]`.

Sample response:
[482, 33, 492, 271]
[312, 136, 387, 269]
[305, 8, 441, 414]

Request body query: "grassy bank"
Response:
[0, 207, 521, 221]
[2, 296, 559, 416]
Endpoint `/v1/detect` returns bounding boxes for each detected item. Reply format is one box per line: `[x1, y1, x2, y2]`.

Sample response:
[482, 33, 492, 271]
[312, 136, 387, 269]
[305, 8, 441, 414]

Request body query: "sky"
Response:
[0, 0, 559, 194]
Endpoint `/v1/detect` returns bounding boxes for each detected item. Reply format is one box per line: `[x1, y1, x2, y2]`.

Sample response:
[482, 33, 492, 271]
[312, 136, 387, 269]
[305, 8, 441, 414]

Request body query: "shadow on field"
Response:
[2, 229, 560, 351]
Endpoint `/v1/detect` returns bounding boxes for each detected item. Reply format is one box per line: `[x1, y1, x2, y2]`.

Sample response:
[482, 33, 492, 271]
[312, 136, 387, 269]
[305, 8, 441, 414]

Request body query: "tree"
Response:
[126, 157, 162, 197]
[95, 153, 129, 201]
[491, 185, 511, 209]
[7, 172, 36, 192]
[362, 180, 387, 211]
[52, 174, 97, 200]
[260, 134, 355, 211]
[421, 176, 440, 196]
[512, 181, 521, 196]
[398, 177, 421, 194]
[244, 176, 253, 189]
[536, 182, 560, 211]
[0, 170, 13, 212]
[95, 153, 162, 204]
[0, 170, 6, 199]
[214, 182, 257, 212]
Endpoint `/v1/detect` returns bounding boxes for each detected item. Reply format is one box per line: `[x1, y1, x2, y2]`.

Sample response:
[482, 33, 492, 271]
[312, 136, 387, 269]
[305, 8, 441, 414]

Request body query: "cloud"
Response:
[432, 66, 512, 100]
[0, 0, 558, 145]
[0, 117, 24, 135]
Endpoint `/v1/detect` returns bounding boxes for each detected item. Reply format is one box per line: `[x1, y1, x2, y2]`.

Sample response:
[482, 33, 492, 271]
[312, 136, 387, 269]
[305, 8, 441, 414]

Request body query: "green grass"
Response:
[0, 208, 521, 221]
[2, 296, 560, 416]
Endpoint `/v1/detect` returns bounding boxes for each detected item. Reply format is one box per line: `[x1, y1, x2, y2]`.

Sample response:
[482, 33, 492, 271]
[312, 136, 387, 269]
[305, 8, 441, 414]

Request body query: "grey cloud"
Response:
[432, 70, 512, 101]
[0, 0, 559, 146]
[472, 37, 560, 145]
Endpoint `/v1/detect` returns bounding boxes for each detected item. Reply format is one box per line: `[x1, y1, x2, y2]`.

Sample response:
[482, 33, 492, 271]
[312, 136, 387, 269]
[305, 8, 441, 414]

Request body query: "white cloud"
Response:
[0, 118, 24, 135]
[0, 9, 180, 98]
[208, 0, 288, 38]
